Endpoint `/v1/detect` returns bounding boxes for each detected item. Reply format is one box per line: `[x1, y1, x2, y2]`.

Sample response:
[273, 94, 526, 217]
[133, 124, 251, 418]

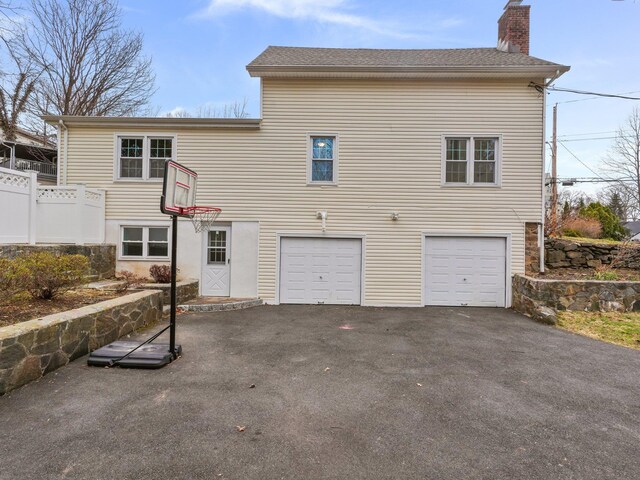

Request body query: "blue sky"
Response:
[118, 1, 639, 191]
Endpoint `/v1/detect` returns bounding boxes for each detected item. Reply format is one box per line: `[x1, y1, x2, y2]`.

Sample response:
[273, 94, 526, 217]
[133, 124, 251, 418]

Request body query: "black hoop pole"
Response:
[169, 214, 178, 357]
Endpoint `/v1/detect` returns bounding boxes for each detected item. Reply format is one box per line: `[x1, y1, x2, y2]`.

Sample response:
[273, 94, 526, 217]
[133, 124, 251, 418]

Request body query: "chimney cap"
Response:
[504, 0, 524, 8]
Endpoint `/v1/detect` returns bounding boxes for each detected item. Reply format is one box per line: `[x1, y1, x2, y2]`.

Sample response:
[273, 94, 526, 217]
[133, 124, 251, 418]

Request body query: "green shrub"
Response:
[0, 258, 26, 304]
[14, 252, 89, 300]
[580, 202, 626, 240]
[562, 228, 580, 238]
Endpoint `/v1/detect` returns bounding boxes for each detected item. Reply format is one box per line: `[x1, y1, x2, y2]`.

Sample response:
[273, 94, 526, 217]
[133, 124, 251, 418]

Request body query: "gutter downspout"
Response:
[58, 119, 68, 186]
[539, 70, 562, 274]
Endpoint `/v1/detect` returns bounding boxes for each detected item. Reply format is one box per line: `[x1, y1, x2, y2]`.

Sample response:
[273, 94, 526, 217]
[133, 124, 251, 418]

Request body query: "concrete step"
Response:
[179, 298, 263, 312]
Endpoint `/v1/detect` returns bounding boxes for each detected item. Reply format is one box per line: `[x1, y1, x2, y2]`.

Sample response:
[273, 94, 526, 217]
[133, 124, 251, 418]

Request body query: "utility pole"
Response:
[551, 103, 558, 227]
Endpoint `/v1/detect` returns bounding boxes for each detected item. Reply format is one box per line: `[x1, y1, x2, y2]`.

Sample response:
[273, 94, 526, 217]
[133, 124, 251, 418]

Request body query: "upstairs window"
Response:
[443, 136, 500, 186]
[308, 135, 338, 184]
[117, 136, 174, 181]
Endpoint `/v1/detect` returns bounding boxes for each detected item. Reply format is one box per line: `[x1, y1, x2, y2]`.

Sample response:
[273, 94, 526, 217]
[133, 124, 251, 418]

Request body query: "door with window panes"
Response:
[201, 227, 230, 296]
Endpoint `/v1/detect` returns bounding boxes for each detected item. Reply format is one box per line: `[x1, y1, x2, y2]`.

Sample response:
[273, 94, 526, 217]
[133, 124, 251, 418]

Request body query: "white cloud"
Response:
[195, 0, 461, 39]
[164, 106, 190, 117]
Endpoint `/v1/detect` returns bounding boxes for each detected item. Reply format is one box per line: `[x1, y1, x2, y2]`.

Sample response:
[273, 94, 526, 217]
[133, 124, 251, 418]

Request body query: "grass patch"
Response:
[558, 236, 624, 245]
[557, 311, 640, 350]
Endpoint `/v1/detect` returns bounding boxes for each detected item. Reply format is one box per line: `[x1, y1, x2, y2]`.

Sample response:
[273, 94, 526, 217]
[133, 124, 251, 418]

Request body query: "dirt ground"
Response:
[533, 268, 640, 281]
[0, 289, 124, 327]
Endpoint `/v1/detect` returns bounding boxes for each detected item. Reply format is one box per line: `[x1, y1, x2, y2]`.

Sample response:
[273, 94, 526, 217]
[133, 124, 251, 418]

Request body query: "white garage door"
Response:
[425, 236, 506, 307]
[280, 237, 362, 305]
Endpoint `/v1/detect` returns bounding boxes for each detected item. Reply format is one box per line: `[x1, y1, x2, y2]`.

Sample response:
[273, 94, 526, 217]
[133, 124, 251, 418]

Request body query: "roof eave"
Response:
[42, 115, 262, 129]
[247, 65, 570, 79]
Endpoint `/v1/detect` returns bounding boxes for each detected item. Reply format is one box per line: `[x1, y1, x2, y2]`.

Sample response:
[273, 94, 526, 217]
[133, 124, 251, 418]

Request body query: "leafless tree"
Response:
[0, 2, 37, 141]
[601, 107, 640, 219]
[164, 99, 250, 119]
[597, 184, 638, 221]
[18, 0, 155, 117]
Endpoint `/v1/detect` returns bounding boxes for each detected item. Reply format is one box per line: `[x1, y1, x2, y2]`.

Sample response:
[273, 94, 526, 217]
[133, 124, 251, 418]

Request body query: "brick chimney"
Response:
[497, 0, 531, 55]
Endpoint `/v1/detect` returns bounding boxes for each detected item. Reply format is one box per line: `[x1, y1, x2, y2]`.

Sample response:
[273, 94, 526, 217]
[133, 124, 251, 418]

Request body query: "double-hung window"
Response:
[117, 135, 175, 181]
[443, 136, 500, 186]
[121, 226, 169, 259]
[308, 135, 338, 184]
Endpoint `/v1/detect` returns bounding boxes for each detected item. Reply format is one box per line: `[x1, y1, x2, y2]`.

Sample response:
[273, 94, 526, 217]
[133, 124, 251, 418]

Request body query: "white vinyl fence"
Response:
[0, 166, 105, 245]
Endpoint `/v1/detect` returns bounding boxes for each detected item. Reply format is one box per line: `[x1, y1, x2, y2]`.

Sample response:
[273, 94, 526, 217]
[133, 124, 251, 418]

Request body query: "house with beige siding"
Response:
[45, 1, 568, 308]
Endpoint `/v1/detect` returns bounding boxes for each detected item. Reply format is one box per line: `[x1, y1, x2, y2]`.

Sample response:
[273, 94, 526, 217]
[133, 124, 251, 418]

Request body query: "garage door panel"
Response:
[280, 238, 362, 305]
[425, 237, 506, 307]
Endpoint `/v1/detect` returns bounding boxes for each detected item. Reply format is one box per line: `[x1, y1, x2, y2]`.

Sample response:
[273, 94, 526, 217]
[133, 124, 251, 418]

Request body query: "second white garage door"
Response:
[424, 236, 507, 307]
[280, 237, 362, 305]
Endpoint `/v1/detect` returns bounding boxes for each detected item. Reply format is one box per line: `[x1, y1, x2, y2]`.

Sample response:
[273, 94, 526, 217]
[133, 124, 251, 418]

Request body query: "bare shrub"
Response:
[149, 264, 172, 283]
[560, 216, 602, 239]
[114, 270, 146, 293]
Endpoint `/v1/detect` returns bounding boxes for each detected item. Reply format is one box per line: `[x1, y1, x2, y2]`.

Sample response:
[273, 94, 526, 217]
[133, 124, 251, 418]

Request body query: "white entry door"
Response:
[280, 237, 362, 305]
[202, 227, 230, 296]
[424, 236, 506, 307]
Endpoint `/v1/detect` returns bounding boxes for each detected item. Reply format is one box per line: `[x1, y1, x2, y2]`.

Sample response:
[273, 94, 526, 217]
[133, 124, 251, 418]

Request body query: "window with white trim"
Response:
[117, 136, 174, 180]
[121, 226, 169, 259]
[443, 136, 499, 186]
[308, 135, 338, 184]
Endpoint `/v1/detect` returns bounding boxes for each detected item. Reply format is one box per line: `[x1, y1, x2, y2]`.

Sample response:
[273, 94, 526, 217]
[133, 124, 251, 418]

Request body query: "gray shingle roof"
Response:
[247, 46, 567, 70]
[624, 221, 640, 235]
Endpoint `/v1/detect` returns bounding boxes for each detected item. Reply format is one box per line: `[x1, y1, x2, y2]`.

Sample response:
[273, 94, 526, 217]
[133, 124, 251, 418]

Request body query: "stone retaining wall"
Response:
[135, 279, 199, 306]
[545, 238, 640, 269]
[0, 244, 116, 280]
[512, 274, 640, 324]
[0, 290, 162, 395]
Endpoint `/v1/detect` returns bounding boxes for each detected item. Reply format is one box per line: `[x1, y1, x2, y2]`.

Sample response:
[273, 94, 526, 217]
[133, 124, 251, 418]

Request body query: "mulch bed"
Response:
[533, 268, 640, 282]
[0, 289, 126, 328]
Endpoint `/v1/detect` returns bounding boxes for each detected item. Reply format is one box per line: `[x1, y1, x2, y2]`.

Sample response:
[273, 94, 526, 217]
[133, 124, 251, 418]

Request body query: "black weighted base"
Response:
[87, 341, 182, 369]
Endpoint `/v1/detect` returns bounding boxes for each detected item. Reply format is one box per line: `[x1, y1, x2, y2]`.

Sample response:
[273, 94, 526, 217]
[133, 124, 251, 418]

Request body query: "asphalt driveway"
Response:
[1, 305, 639, 480]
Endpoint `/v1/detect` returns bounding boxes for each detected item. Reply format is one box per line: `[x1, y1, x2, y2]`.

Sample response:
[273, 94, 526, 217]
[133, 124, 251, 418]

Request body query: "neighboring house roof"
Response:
[247, 46, 570, 78]
[0, 126, 56, 149]
[624, 221, 640, 236]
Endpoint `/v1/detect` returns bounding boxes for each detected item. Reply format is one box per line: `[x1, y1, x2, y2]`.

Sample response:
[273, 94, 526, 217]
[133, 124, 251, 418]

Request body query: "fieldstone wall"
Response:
[0, 290, 162, 395]
[545, 238, 640, 269]
[0, 244, 116, 280]
[135, 279, 199, 306]
[512, 274, 640, 325]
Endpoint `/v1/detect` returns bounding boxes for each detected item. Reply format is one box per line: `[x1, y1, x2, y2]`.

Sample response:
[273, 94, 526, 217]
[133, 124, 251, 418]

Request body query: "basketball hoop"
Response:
[183, 206, 221, 232]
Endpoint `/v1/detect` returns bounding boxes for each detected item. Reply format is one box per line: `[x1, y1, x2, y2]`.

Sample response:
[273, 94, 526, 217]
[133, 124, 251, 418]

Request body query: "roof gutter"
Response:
[43, 116, 262, 129]
[247, 64, 570, 78]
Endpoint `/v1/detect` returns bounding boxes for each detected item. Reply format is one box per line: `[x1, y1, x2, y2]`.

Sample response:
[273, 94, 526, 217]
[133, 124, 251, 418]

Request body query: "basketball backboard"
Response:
[161, 160, 197, 216]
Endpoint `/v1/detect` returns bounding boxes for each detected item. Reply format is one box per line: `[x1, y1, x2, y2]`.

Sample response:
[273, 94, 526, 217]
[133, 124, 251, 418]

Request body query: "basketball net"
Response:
[182, 206, 222, 233]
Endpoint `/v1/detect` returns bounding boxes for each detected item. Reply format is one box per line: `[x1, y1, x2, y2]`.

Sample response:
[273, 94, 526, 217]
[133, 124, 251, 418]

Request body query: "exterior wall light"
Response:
[316, 210, 327, 231]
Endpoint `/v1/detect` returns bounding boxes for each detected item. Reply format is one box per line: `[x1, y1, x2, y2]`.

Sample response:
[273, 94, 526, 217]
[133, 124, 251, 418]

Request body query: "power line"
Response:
[554, 136, 620, 143]
[557, 130, 629, 137]
[547, 85, 640, 101]
[531, 82, 640, 102]
[557, 140, 607, 180]
[556, 90, 640, 105]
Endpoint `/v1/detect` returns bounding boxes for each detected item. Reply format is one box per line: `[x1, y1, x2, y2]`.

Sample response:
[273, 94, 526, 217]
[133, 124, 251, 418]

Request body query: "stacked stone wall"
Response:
[0, 290, 162, 395]
[545, 238, 640, 269]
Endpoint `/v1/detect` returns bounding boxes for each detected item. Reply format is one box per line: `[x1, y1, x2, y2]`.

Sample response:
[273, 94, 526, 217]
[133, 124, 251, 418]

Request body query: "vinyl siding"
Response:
[63, 78, 544, 305]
